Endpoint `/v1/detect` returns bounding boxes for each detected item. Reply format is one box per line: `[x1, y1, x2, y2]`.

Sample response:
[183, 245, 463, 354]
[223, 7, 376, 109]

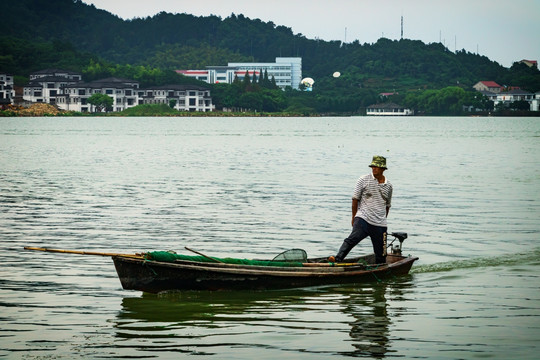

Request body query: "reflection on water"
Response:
[341, 284, 392, 358]
[115, 280, 405, 358]
[105, 250, 540, 360]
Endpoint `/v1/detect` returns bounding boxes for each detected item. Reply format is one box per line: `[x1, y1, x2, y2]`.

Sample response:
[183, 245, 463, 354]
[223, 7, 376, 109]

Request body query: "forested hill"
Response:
[1, 0, 539, 94]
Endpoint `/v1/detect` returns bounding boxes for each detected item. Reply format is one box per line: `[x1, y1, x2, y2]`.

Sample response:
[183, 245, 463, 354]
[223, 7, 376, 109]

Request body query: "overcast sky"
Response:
[84, 0, 539, 68]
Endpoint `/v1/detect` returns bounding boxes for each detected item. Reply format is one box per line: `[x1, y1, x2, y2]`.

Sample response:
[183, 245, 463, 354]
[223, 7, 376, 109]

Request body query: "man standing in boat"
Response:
[330, 155, 393, 264]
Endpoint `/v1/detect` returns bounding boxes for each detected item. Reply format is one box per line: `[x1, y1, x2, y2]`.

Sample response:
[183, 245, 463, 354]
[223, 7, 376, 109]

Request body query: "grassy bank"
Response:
[1, 104, 316, 117]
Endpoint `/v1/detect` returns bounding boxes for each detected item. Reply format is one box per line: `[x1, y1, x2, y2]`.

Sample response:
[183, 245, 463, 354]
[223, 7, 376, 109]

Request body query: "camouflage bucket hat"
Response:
[369, 155, 387, 169]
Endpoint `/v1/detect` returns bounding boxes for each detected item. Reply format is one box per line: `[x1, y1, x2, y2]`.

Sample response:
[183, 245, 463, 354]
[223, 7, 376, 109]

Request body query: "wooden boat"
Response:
[24, 232, 418, 293]
[112, 253, 418, 293]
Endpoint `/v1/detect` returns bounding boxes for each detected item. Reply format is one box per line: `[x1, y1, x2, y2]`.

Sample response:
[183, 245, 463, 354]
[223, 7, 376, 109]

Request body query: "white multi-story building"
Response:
[60, 77, 139, 112]
[177, 57, 302, 90]
[474, 83, 538, 111]
[22, 69, 214, 113]
[24, 76, 82, 105]
[23, 69, 83, 105]
[493, 88, 534, 108]
[0, 73, 15, 106]
[230, 57, 302, 90]
[138, 85, 214, 112]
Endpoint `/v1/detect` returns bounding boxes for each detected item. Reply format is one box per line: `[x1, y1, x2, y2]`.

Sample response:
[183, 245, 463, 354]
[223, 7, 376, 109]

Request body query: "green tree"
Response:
[7, 1, 540, 115]
[239, 92, 263, 111]
[402, 87, 473, 115]
[261, 88, 287, 112]
[211, 82, 241, 110]
[509, 100, 530, 111]
[242, 70, 251, 91]
[495, 102, 507, 113]
[87, 93, 113, 112]
[437, 86, 466, 115]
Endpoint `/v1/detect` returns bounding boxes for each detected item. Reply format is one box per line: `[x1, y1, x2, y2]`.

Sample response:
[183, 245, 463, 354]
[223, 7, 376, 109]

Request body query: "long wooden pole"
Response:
[24, 246, 363, 267]
[184, 246, 225, 263]
[24, 246, 144, 259]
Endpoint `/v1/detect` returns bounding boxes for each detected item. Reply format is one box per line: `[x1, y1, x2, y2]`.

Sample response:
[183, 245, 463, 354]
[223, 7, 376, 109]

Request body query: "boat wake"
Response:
[410, 247, 540, 274]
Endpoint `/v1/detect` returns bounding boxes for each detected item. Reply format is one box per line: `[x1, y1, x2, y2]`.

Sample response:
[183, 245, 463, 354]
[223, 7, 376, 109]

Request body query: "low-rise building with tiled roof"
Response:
[519, 59, 538, 68]
[473, 81, 503, 93]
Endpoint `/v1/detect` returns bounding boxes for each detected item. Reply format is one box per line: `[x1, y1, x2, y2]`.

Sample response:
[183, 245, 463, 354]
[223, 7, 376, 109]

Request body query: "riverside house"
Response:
[473, 80, 539, 111]
[494, 88, 534, 105]
[23, 69, 82, 106]
[473, 81, 503, 93]
[0, 73, 15, 106]
[23, 69, 214, 112]
[138, 85, 213, 112]
[60, 77, 140, 112]
[366, 102, 413, 116]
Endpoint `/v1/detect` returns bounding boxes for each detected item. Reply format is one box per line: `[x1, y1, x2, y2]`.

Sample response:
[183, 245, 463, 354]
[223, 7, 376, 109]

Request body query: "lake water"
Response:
[1, 116, 539, 359]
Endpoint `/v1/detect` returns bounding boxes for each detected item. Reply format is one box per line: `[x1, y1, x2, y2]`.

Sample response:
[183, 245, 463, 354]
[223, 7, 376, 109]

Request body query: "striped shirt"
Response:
[352, 173, 393, 226]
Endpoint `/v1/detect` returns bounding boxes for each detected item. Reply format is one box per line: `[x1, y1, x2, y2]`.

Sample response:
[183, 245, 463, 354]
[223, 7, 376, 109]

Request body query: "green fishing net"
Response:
[145, 251, 304, 267]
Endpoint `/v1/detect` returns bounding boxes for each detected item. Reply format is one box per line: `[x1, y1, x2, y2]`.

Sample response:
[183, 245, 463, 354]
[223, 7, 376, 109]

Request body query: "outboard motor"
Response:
[389, 232, 408, 255]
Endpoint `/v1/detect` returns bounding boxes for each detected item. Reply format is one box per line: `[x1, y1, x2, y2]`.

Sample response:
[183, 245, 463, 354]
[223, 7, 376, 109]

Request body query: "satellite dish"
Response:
[333, 72, 341, 78]
[301, 77, 314, 86]
[301, 77, 314, 91]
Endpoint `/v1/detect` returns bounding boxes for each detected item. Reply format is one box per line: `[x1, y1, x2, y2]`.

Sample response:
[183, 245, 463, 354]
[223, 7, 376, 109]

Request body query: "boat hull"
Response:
[112, 254, 419, 293]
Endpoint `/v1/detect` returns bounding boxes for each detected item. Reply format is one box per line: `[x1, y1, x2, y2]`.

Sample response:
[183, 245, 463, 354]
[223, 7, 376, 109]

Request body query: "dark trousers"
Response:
[336, 217, 387, 263]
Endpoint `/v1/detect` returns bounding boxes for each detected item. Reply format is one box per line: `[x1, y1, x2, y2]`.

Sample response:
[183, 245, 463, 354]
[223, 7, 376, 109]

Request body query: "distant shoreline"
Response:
[3, 112, 540, 118]
[2, 104, 539, 118]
